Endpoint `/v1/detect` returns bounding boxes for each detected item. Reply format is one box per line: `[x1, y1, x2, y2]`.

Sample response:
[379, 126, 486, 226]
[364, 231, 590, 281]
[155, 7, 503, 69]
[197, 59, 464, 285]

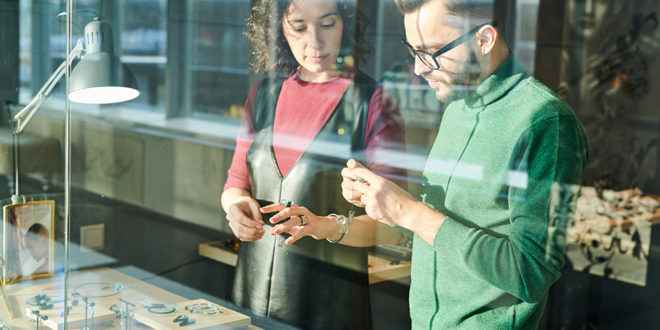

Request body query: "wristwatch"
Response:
[326, 213, 348, 244]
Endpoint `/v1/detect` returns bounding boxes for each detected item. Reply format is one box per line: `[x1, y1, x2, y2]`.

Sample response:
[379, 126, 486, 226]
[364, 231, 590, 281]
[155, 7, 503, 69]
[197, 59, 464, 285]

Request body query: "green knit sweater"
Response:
[409, 56, 589, 329]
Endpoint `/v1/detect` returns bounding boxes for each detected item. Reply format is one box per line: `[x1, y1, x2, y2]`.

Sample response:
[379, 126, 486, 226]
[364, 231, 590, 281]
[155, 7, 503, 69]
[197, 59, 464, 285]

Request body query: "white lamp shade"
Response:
[67, 19, 139, 104]
[68, 86, 140, 104]
[69, 52, 140, 104]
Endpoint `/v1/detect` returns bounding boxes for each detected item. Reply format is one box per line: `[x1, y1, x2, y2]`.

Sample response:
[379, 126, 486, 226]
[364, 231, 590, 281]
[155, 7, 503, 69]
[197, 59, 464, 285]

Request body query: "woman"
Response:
[221, 0, 404, 328]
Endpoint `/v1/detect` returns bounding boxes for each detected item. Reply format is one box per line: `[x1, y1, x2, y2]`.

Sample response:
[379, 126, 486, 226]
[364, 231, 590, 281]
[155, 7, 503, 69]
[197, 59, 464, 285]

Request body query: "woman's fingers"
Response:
[284, 226, 308, 245]
[269, 204, 310, 224]
[271, 215, 303, 235]
[228, 204, 263, 227]
[246, 198, 263, 223]
[260, 202, 285, 214]
[228, 216, 264, 241]
[226, 199, 265, 241]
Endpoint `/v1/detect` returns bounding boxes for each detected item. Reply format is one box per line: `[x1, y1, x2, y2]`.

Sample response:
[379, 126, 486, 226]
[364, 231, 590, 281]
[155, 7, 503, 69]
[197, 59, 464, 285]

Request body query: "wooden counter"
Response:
[199, 241, 411, 284]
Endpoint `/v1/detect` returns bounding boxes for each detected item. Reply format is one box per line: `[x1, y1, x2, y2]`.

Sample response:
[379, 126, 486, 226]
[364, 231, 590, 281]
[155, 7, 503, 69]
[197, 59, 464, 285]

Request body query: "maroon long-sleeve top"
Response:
[223, 75, 405, 192]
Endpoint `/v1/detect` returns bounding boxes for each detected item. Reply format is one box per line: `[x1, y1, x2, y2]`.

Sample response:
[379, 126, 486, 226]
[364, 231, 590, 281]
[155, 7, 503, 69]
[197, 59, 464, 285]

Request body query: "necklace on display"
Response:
[350, 177, 367, 225]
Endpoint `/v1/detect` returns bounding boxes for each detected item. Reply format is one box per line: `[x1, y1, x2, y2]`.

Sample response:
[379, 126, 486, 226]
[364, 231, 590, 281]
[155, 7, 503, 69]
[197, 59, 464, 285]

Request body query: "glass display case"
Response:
[0, 0, 659, 329]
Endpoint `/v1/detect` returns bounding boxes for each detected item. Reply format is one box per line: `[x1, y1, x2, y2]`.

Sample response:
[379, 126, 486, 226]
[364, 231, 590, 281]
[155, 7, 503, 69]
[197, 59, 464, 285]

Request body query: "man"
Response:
[339, 0, 589, 328]
[269, 0, 588, 327]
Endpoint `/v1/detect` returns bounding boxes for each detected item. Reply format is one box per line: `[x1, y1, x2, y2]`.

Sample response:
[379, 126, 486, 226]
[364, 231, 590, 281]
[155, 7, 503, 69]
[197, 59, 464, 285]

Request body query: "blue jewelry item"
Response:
[147, 303, 178, 314]
[173, 315, 187, 323]
[25, 292, 60, 310]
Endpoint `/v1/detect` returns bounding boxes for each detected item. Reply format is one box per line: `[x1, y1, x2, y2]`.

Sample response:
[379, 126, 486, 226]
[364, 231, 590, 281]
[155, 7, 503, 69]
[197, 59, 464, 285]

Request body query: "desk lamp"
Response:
[9, 17, 139, 200]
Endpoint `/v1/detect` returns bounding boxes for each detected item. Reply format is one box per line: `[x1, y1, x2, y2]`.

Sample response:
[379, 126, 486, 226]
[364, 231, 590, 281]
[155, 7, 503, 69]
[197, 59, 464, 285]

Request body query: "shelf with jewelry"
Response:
[198, 240, 412, 285]
[0, 264, 252, 330]
[564, 187, 660, 287]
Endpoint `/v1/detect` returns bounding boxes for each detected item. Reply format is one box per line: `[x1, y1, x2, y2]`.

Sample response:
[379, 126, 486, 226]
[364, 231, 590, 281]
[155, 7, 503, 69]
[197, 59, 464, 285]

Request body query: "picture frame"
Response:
[1, 200, 55, 285]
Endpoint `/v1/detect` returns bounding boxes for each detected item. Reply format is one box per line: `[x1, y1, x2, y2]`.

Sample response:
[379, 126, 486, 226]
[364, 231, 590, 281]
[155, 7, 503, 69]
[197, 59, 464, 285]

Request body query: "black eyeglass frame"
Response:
[402, 21, 497, 70]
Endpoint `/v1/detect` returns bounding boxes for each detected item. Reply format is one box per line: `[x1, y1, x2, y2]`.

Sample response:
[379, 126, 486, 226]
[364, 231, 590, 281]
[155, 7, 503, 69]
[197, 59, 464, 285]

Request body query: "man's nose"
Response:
[413, 57, 432, 77]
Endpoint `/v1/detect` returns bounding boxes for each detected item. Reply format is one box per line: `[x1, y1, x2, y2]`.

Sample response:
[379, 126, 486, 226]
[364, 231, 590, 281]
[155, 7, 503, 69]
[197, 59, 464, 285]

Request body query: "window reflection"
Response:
[5, 0, 660, 329]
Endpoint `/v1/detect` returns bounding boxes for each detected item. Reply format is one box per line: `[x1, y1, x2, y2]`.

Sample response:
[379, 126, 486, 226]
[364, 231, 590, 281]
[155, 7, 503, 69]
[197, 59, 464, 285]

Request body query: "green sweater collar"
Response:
[465, 55, 527, 109]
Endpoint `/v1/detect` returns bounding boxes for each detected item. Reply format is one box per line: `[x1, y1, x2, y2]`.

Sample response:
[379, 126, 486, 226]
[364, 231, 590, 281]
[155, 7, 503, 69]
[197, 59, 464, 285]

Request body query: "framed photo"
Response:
[1, 201, 55, 285]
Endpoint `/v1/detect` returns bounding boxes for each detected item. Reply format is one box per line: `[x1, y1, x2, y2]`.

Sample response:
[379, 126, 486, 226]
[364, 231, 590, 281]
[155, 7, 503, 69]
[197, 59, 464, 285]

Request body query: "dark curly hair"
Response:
[247, 0, 370, 77]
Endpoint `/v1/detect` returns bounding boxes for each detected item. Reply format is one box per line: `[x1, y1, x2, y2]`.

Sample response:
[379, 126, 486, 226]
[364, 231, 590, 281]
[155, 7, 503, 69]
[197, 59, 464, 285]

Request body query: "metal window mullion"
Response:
[166, 0, 192, 119]
[31, 0, 51, 96]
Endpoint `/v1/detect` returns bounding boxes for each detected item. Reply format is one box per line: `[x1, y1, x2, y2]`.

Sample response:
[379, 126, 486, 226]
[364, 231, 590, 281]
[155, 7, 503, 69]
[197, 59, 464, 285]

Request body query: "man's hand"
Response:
[341, 159, 415, 227]
[340, 160, 367, 208]
[226, 196, 265, 241]
[342, 159, 446, 245]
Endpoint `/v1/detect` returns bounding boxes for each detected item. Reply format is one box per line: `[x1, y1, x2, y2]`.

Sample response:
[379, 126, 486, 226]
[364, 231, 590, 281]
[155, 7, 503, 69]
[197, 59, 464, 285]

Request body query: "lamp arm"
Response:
[12, 39, 85, 134]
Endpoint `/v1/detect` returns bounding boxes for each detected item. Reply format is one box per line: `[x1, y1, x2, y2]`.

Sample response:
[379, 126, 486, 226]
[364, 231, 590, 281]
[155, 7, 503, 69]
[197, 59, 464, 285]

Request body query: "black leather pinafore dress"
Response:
[232, 72, 378, 329]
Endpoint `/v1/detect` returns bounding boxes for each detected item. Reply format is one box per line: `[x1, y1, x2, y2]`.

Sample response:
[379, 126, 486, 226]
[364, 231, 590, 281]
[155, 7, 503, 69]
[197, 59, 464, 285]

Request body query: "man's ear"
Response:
[476, 25, 498, 55]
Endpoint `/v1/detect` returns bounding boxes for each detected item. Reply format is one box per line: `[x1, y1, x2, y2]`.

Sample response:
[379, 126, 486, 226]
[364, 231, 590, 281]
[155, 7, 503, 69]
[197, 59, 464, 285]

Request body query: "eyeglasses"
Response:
[402, 21, 497, 70]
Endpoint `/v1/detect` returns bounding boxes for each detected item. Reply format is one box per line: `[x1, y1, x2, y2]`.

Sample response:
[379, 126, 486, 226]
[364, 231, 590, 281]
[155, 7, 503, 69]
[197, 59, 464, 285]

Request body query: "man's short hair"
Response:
[395, 0, 512, 46]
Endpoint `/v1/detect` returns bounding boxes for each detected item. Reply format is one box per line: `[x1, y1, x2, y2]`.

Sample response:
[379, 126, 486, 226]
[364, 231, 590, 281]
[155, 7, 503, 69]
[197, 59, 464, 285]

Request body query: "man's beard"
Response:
[425, 50, 481, 103]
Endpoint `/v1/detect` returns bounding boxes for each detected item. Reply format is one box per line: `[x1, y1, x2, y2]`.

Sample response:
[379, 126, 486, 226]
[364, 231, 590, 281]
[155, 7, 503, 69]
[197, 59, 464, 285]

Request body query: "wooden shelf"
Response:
[198, 242, 411, 284]
[367, 254, 412, 284]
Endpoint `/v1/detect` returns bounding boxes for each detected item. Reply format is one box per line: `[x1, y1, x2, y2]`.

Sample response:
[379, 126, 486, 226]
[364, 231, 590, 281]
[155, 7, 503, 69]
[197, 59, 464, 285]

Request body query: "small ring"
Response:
[300, 215, 308, 226]
[281, 199, 293, 208]
[356, 177, 367, 183]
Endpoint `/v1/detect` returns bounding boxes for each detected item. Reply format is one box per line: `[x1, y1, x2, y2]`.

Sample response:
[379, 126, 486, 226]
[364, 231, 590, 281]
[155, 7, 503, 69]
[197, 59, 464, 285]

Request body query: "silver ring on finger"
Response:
[300, 215, 309, 226]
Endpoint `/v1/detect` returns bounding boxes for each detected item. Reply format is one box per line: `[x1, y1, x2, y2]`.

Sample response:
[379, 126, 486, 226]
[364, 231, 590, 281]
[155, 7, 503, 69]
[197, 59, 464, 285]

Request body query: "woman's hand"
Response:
[226, 196, 265, 241]
[263, 202, 341, 245]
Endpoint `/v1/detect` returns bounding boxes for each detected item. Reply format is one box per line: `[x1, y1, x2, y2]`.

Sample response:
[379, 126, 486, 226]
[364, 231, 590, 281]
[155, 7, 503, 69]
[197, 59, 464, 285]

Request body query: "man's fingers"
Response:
[341, 167, 355, 180]
[342, 161, 369, 182]
[342, 182, 365, 203]
[346, 159, 366, 169]
[351, 166, 379, 184]
[351, 179, 372, 195]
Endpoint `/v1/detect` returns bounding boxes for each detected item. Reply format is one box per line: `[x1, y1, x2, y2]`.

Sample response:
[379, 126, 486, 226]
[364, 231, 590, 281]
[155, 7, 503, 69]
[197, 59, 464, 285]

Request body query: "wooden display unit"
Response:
[0, 267, 252, 329]
[198, 241, 411, 284]
[134, 298, 250, 329]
